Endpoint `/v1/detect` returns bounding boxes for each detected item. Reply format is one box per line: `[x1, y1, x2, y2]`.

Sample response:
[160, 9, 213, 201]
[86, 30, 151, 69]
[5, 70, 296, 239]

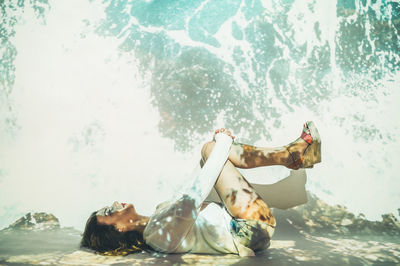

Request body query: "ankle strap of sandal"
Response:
[301, 129, 313, 144]
[286, 147, 303, 170]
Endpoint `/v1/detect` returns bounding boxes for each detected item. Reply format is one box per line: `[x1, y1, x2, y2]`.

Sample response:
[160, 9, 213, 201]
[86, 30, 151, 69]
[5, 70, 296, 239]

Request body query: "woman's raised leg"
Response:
[213, 122, 320, 170]
[202, 122, 320, 220]
[202, 140, 306, 169]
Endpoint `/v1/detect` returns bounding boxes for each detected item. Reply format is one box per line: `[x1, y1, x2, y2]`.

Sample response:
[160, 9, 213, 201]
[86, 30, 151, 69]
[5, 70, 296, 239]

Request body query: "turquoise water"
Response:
[0, 0, 399, 230]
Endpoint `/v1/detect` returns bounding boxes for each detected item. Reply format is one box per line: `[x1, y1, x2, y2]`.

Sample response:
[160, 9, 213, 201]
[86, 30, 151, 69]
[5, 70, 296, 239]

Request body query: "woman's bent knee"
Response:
[201, 141, 215, 161]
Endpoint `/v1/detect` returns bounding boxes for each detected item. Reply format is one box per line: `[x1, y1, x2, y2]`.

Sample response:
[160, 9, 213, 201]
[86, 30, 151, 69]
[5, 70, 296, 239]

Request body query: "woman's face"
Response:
[96, 201, 131, 216]
[96, 201, 149, 233]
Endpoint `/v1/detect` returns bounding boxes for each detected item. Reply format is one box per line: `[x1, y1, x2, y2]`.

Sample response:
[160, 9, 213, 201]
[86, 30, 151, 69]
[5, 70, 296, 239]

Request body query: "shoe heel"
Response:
[302, 121, 321, 168]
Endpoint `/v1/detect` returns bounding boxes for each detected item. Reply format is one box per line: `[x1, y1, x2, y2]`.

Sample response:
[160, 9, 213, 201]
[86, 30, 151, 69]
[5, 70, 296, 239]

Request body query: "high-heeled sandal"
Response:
[286, 121, 321, 169]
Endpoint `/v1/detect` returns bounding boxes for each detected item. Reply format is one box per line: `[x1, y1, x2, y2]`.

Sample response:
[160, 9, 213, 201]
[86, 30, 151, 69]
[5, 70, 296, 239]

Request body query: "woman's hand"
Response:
[214, 128, 235, 141]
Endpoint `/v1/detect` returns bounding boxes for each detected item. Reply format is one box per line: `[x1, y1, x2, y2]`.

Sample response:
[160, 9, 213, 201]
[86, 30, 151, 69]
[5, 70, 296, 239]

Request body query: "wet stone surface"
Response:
[0, 195, 399, 265]
[2, 212, 60, 232]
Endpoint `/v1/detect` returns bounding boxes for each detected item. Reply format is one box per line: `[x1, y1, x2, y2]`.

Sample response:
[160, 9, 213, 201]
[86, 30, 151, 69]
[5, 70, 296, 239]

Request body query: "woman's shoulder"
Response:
[154, 200, 173, 212]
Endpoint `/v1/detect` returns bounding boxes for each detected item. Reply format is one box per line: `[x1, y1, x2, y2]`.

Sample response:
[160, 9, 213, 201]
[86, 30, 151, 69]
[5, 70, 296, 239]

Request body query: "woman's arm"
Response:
[143, 133, 233, 253]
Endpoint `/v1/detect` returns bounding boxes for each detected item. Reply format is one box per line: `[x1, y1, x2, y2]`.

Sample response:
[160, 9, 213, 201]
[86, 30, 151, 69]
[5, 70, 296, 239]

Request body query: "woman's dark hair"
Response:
[81, 211, 152, 255]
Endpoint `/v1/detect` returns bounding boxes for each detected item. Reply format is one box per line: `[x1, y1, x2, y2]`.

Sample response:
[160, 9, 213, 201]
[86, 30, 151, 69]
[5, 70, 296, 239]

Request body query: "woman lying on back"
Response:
[81, 122, 321, 256]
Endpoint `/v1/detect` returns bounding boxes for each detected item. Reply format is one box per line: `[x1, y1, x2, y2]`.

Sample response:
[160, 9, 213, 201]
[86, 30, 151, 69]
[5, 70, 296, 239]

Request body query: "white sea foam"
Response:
[0, 0, 399, 231]
[0, 0, 199, 230]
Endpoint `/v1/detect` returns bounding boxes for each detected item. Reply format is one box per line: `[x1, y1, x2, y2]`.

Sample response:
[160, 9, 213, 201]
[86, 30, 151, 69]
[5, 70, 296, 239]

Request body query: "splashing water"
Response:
[0, 0, 399, 230]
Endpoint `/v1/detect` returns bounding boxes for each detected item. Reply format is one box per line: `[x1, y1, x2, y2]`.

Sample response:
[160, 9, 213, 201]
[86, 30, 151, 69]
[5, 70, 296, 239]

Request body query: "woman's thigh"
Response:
[214, 160, 275, 226]
[214, 160, 276, 251]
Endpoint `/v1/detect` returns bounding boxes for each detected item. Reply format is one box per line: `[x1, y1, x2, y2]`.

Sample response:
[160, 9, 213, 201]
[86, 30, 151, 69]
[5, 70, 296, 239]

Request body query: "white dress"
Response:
[143, 133, 258, 256]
